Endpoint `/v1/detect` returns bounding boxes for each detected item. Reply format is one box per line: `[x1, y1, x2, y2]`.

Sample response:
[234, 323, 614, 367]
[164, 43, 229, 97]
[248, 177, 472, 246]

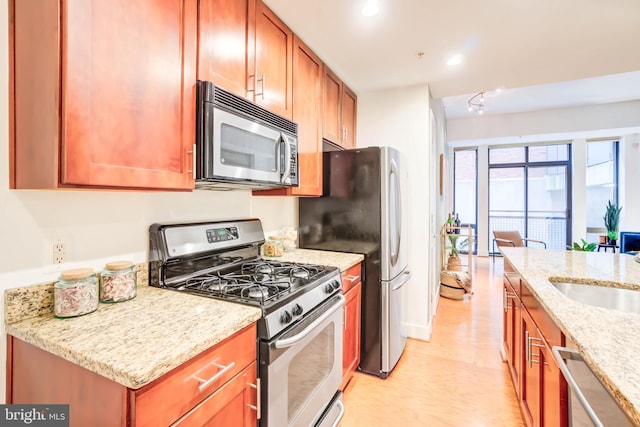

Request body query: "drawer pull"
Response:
[191, 361, 236, 391]
[247, 378, 261, 419]
[344, 274, 360, 284]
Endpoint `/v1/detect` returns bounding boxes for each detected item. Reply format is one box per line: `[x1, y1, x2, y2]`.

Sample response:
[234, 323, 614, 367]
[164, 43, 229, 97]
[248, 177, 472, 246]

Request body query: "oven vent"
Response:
[201, 81, 298, 136]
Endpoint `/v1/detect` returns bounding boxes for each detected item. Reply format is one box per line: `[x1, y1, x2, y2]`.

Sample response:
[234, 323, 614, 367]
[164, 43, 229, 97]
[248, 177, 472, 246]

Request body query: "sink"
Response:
[550, 281, 640, 314]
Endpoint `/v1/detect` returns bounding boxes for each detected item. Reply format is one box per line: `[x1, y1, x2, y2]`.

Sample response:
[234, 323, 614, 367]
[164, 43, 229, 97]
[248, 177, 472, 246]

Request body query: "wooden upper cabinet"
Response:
[341, 85, 357, 149]
[322, 67, 342, 144]
[254, 0, 294, 119]
[253, 35, 323, 197]
[322, 65, 357, 148]
[10, 0, 197, 190]
[197, 0, 255, 98]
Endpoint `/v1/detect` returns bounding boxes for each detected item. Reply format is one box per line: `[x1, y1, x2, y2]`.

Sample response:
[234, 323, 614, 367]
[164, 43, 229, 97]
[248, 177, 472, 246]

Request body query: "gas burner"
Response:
[290, 267, 310, 279]
[257, 265, 274, 274]
[245, 286, 270, 300]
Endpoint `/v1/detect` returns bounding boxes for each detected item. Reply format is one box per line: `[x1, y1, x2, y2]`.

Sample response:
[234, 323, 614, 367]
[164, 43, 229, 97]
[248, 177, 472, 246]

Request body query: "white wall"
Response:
[620, 134, 640, 232]
[0, 1, 296, 402]
[357, 85, 434, 340]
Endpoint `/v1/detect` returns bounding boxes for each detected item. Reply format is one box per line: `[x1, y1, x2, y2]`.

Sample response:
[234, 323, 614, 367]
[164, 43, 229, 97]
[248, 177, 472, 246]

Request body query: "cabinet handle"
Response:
[503, 288, 516, 311]
[344, 306, 347, 330]
[527, 334, 545, 367]
[187, 143, 195, 178]
[190, 361, 236, 391]
[247, 378, 261, 419]
[256, 73, 265, 99]
[344, 274, 360, 284]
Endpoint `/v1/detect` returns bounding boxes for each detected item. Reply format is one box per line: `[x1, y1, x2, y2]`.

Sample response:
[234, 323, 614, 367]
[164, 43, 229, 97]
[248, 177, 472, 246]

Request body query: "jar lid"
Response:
[105, 260, 134, 271]
[60, 268, 94, 280]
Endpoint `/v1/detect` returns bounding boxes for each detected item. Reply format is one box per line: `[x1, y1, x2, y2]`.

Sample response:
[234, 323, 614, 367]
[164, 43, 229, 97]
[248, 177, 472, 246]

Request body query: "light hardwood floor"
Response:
[341, 257, 525, 426]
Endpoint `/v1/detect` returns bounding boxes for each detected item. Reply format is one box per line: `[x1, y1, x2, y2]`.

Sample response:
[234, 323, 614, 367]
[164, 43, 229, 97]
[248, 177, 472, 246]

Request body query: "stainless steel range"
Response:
[149, 219, 345, 427]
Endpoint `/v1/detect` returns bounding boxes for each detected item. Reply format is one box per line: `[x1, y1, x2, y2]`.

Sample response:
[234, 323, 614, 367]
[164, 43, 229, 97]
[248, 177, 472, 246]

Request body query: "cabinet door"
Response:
[197, 0, 255, 98]
[341, 85, 357, 149]
[322, 66, 342, 144]
[252, 35, 323, 198]
[341, 282, 362, 390]
[503, 279, 521, 393]
[254, 0, 293, 119]
[63, 0, 197, 189]
[172, 362, 258, 427]
[540, 343, 568, 427]
[521, 308, 542, 427]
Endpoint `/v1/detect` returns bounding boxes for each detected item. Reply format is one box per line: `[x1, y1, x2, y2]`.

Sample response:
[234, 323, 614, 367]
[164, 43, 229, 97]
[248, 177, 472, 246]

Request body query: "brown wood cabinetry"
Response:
[10, 0, 196, 190]
[253, 36, 323, 197]
[254, 0, 294, 119]
[197, 0, 256, 98]
[7, 324, 258, 427]
[502, 261, 567, 427]
[197, 0, 292, 119]
[322, 66, 357, 149]
[340, 263, 362, 390]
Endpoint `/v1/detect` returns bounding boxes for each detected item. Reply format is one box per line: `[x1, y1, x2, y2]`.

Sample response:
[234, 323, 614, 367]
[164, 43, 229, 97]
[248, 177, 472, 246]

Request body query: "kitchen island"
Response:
[501, 247, 640, 425]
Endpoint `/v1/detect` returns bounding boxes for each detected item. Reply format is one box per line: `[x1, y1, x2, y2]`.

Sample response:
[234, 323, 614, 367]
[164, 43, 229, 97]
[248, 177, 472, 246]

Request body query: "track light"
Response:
[467, 92, 485, 114]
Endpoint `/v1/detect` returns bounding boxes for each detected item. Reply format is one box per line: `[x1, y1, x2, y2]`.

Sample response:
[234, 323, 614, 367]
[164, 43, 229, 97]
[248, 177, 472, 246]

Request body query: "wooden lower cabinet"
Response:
[340, 263, 362, 390]
[172, 362, 257, 426]
[7, 324, 258, 427]
[502, 262, 567, 427]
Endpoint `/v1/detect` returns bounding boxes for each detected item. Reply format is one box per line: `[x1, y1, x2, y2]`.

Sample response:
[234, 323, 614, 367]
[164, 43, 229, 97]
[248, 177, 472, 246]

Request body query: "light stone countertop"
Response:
[501, 247, 640, 425]
[3, 250, 361, 391]
[5, 282, 261, 390]
[263, 248, 364, 272]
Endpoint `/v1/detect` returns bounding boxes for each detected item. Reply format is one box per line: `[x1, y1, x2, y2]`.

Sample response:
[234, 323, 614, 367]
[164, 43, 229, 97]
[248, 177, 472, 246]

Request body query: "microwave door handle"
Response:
[281, 135, 292, 183]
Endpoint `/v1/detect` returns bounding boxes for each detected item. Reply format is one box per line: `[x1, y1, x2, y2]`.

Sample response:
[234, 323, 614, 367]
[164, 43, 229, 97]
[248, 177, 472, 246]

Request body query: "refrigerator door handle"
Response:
[389, 158, 401, 267]
[390, 271, 412, 291]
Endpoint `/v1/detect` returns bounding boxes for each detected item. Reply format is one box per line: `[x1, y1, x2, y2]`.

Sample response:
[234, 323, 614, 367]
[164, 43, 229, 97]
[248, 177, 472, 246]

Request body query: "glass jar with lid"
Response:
[100, 261, 137, 303]
[54, 268, 99, 318]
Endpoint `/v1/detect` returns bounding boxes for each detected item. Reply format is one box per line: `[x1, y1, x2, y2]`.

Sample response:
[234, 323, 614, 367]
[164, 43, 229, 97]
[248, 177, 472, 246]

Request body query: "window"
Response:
[489, 144, 571, 251]
[585, 140, 619, 243]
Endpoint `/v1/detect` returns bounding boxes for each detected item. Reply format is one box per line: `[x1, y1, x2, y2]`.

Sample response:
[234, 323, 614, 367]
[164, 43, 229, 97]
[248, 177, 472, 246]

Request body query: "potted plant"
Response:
[567, 239, 597, 252]
[446, 234, 462, 271]
[603, 200, 622, 245]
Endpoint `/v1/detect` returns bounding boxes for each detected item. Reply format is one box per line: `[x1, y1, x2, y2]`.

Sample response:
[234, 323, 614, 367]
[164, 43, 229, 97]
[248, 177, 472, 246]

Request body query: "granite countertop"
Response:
[501, 247, 640, 424]
[264, 248, 364, 272]
[4, 276, 261, 390]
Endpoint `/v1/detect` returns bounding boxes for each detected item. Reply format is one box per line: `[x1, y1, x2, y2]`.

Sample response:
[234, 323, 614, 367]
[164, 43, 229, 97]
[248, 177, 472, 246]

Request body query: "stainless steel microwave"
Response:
[195, 80, 299, 190]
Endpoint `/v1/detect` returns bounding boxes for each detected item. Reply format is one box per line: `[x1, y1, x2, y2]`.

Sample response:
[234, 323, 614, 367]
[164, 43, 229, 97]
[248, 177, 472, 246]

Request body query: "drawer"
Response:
[521, 281, 563, 347]
[341, 263, 362, 293]
[135, 323, 256, 427]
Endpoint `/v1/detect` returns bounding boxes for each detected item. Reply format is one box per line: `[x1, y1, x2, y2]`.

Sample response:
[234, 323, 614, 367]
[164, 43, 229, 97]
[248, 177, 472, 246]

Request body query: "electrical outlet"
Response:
[53, 242, 65, 264]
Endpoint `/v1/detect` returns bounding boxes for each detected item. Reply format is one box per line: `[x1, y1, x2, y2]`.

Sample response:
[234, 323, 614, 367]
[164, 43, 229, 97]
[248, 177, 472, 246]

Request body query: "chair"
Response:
[492, 230, 547, 263]
[620, 231, 640, 255]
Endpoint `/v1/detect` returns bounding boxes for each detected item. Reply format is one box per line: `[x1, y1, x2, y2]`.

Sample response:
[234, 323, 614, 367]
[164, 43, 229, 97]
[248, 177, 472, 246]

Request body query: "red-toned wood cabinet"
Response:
[197, 0, 256, 99]
[254, 0, 294, 119]
[322, 66, 357, 149]
[253, 35, 323, 197]
[7, 324, 258, 426]
[10, 0, 196, 190]
[340, 263, 362, 390]
[502, 261, 567, 427]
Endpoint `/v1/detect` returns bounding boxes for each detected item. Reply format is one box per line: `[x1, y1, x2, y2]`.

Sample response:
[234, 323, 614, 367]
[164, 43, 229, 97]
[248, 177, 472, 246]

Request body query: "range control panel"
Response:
[206, 227, 239, 243]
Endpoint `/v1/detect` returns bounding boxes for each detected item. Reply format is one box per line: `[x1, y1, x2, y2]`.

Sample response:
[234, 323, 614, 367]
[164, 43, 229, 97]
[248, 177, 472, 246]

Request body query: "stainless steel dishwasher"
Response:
[552, 346, 634, 426]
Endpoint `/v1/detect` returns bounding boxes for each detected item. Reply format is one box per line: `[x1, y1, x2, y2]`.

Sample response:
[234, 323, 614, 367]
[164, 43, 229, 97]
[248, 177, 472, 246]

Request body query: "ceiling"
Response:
[262, 0, 640, 119]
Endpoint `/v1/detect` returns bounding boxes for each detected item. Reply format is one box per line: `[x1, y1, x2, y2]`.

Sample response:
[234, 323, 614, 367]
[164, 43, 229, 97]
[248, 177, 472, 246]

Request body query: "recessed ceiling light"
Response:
[361, 0, 379, 17]
[447, 54, 463, 66]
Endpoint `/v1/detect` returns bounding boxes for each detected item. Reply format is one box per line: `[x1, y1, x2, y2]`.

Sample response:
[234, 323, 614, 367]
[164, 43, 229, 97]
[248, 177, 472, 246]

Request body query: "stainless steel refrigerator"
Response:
[298, 146, 411, 378]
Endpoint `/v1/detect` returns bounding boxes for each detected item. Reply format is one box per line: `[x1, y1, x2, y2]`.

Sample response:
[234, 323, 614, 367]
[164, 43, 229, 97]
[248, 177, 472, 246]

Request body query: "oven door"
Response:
[209, 106, 293, 185]
[260, 293, 344, 427]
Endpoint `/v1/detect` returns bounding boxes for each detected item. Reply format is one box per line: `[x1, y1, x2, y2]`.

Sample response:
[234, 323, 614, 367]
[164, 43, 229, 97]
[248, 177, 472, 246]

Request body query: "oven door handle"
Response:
[274, 294, 345, 349]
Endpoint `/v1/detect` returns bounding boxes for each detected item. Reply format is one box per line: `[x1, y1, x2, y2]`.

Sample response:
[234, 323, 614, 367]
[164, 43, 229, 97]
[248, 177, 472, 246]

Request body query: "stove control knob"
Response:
[280, 310, 293, 325]
[292, 304, 303, 316]
[325, 280, 341, 293]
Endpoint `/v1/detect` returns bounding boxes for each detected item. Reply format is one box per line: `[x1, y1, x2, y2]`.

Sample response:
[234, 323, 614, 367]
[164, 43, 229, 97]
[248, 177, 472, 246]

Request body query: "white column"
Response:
[572, 139, 587, 242]
[477, 145, 489, 256]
